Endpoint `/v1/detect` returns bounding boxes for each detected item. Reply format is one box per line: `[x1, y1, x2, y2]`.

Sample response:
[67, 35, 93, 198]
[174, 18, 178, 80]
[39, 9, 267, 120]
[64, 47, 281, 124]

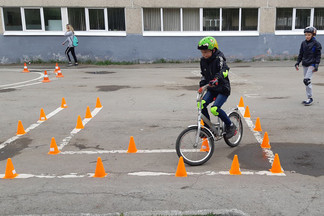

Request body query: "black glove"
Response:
[295, 62, 300, 70]
[209, 78, 218, 86]
[314, 64, 319, 72]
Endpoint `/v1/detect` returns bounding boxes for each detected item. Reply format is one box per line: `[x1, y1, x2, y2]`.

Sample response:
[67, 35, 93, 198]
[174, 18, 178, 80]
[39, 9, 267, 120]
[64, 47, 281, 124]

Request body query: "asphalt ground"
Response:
[0, 62, 323, 216]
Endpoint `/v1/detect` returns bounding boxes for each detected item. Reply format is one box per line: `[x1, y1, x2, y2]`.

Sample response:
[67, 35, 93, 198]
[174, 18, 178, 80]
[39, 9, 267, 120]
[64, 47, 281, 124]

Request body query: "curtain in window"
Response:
[89, 9, 105, 30]
[183, 8, 199, 31]
[108, 8, 125, 31]
[241, 8, 258, 31]
[295, 9, 311, 29]
[314, 8, 324, 30]
[222, 9, 239, 31]
[276, 8, 293, 30]
[68, 8, 86, 31]
[163, 8, 180, 31]
[143, 8, 161, 31]
[203, 8, 220, 31]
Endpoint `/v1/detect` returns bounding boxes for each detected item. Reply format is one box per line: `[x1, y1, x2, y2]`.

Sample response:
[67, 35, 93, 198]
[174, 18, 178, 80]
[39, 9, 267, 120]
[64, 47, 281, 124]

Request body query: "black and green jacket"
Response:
[199, 49, 231, 96]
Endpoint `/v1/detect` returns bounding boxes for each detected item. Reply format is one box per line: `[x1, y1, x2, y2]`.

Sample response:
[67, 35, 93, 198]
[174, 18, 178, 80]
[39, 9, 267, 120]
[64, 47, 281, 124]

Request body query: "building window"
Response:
[107, 8, 125, 31]
[241, 8, 258, 31]
[163, 8, 180, 31]
[68, 8, 86, 31]
[143, 8, 161, 31]
[183, 8, 199, 31]
[314, 8, 324, 30]
[143, 7, 259, 35]
[89, 9, 105, 30]
[295, 9, 311, 29]
[3, 7, 22, 31]
[276, 8, 293, 30]
[203, 8, 220, 31]
[44, 8, 62, 31]
[222, 8, 239, 31]
[25, 8, 42, 30]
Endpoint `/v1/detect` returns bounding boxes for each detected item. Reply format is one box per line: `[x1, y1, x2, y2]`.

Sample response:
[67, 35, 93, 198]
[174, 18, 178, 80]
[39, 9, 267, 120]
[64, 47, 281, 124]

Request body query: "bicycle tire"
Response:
[176, 126, 214, 166]
[223, 112, 243, 147]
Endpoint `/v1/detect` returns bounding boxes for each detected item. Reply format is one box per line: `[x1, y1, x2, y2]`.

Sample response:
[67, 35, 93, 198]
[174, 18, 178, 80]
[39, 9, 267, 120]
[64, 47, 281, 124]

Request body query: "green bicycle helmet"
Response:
[198, 36, 219, 50]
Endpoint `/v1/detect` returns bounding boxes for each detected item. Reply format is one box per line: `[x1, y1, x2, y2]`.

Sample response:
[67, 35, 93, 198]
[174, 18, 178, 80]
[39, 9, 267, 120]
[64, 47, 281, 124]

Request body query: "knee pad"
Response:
[303, 78, 311, 86]
[210, 106, 219, 116]
[197, 100, 206, 109]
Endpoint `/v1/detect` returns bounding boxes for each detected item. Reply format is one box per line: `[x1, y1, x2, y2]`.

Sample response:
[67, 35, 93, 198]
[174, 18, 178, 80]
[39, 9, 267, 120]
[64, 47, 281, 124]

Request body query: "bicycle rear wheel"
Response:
[223, 112, 243, 147]
[176, 126, 214, 166]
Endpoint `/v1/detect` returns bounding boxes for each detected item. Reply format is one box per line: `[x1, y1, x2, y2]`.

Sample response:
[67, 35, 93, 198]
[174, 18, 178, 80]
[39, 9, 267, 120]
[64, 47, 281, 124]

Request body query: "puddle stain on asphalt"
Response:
[231, 143, 324, 177]
[0, 88, 16, 93]
[96, 85, 131, 92]
[0, 137, 32, 161]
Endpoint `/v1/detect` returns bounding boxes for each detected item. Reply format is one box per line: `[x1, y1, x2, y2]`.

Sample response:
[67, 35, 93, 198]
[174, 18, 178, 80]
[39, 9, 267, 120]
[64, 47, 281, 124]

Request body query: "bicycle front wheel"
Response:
[223, 112, 243, 147]
[176, 126, 214, 166]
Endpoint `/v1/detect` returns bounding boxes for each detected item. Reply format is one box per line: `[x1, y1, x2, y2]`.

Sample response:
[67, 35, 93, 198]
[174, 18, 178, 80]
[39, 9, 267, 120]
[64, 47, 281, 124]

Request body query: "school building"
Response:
[0, 0, 324, 63]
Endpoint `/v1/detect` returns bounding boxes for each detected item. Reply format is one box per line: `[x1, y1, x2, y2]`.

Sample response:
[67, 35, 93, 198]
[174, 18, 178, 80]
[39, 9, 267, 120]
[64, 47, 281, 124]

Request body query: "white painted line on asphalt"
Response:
[0, 107, 64, 150]
[0, 72, 44, 88]
[58, 107, 103, 150]
[0, 170, 285, 179]
[2, 81, 43, 89]
[60, 149, 206, 154]
[238, 107, 283, 168]
[128, 171, 286, 176]
[0, 173, 92, 179]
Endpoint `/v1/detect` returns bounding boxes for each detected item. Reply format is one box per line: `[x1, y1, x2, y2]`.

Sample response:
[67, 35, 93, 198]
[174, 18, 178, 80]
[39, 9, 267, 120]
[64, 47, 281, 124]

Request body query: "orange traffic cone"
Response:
[56, 67, 64, 78]
[75, 115, 84, 129]
[85, 106, 92, 118]
[54, 63, 59, 74]
[95, 97, 102, 108]
[175, 156, 187, 177]
[238, 96, 244, 107]
[261, 132, 271, 148]
[270, 153, 284, 173]
[22, 63, 30, 73]
[93, 157, 107, 178]
[61, 97, 68, 108]
[16, 120, 26, 135]
[200, 138, 210, 152]
[229, 155, 242, 175]
[48, 137, 61, 155]
[42, 71, 50, 83]
[3, 158, 18, 179]
[254, 117, 262, 132]
[244, 105, 251, 118]
[39, 108, 47, 121]
[127, 136, 138, 153]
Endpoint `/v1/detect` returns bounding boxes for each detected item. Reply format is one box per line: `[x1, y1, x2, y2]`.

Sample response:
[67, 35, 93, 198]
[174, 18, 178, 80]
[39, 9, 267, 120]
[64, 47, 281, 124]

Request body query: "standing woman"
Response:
[62, 24, 78, 66]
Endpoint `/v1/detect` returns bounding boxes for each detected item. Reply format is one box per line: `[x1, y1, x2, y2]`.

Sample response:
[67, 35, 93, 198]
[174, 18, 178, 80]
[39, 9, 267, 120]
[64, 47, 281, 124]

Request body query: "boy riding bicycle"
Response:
[197, 36, 236, 138]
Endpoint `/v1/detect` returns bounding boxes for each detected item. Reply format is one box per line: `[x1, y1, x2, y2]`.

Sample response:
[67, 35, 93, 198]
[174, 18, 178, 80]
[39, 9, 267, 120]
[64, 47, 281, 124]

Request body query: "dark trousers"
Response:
[65, 47, 78, 63]
[202, 91, 232, 126]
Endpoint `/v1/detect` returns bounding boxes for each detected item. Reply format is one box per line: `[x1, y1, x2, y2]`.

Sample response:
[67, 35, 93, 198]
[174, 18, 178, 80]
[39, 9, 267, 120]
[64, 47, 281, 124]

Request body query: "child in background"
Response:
[62, 24, 78, 66]
[295, 26, 322, 106]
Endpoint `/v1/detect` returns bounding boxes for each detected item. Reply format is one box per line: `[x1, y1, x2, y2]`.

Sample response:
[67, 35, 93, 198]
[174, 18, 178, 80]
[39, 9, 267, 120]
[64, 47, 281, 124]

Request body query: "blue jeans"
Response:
[202, 91, 231, 126]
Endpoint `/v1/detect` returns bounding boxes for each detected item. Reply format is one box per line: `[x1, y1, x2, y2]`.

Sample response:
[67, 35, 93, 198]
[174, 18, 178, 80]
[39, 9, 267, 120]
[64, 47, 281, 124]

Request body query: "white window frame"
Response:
[275, 8, 323, 35]
[2, 7, 126, 36]
[143, 7, 259, 37]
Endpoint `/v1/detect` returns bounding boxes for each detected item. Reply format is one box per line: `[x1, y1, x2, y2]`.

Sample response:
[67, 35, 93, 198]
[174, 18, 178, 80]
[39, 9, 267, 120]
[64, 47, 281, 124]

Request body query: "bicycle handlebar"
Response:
[197, 84, 209, 101]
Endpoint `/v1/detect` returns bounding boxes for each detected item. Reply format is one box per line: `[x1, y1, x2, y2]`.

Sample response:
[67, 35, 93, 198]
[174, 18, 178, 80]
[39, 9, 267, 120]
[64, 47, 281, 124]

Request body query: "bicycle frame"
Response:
[196, 85, 223, 143]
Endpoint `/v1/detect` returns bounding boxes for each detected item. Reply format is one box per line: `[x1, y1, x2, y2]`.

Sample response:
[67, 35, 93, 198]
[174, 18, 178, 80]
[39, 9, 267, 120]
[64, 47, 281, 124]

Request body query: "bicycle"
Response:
[176, 84, 243, 166]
